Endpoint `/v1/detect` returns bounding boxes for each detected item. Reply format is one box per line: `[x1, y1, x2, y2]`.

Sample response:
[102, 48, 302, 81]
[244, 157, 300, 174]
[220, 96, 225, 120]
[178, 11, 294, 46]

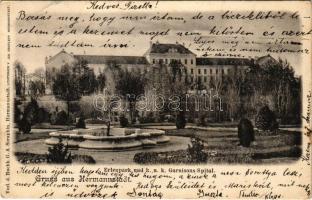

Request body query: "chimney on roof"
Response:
[150, 41, 153, 47]
[156, 40, 159, 44]
[45, 56, 48, 64]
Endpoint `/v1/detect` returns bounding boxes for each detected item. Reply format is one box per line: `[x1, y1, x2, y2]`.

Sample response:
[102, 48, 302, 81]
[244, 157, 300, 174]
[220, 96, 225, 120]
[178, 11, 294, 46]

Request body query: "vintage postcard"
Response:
[0, 0, 311, 199]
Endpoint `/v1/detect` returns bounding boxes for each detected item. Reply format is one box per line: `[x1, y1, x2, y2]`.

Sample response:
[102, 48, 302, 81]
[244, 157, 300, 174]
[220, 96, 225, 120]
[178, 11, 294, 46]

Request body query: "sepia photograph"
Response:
[1, 1, 311, 199]
[13, 4, 303, 165]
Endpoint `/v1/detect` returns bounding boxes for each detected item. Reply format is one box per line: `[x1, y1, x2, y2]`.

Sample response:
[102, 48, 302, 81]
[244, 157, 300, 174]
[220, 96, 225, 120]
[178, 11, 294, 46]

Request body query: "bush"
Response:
[176, 111, 186, 129]
[166, 115, 175, 123]
[90, 110, 102, 120]
[68, 102, 80, 114]
[197, 114, 207, 126]
[133, 150, 189, 164]
[23, 98, 40, 125]
[47, 137, 72, 164]
[134, 152, 159, 164]
[238, 118, 255, 147]
[37, 107, 50, 123]
[15, 152, 96, 164]
[71, 154, 96, 164]
[187, 116, 194, 123]
[49, 111, 57, 125]
[14, 99, 22, 123]
[15, 152, 46, 164]
[119, 114, 129, 127]
[55, 110, 71, 125]
[158, 114, 165, 123]
[138, 113, 155, 124]
[22, 99, 50, 125]
[85, 118, 106, 124]
[255, 105, 279, 131]
[76, 115, 86, 128]
[18, 118, 31, 134]
[187, 137, 208, 163]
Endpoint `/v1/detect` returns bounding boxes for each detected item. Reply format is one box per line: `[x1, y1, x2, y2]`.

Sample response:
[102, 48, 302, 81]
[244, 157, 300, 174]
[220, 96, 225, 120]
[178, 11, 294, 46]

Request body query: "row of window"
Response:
[190, 76, 220, 83]
[126, 67, 226, 75]
[152, 58, 194, 65]
[190, 68, 227, 75]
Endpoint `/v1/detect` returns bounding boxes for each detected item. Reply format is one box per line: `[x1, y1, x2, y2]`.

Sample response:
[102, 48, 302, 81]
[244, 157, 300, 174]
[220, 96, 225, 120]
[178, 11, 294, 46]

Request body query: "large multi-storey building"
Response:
[44, 41, 273, 93]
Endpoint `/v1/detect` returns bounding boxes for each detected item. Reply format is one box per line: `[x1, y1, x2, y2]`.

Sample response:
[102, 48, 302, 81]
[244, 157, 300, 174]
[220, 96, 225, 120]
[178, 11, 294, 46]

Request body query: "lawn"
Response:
[14, 130, 52, 143]
[154, 128, 302, 164]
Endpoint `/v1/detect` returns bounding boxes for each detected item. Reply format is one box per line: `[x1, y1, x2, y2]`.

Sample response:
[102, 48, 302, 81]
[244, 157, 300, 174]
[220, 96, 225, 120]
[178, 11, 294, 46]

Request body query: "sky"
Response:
[12, 1, 311, 75]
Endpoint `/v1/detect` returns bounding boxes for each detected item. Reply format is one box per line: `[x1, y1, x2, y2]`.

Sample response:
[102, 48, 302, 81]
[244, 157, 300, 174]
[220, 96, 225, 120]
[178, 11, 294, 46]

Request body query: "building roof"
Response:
[46, 49, 72, 64]
[26, 73, 45, 80]
[146, 42, 195, 55]
[196, 57, 252, 66]
[255, 54, 278, 66]
[74, 55, 149, 65]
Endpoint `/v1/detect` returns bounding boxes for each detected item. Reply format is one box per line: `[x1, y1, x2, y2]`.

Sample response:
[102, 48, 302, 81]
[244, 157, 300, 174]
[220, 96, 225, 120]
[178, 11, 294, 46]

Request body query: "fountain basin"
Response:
[44, 127, 170, 151]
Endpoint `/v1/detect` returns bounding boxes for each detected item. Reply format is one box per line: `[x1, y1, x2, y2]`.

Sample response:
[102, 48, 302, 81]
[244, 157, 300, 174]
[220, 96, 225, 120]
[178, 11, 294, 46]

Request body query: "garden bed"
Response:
[133, 128, 302, 164]
[133, 146, 301, 164]
[15, 152, 96, 164]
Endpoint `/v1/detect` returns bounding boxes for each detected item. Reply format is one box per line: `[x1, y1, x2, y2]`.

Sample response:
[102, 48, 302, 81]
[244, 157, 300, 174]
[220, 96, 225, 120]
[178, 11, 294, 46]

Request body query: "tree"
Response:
[17, 98, 39, 134]
[76, 114, 86, 128]
[52, 59, 100, 125]
[176, 110, 186, 129]
[33, 67, 45, 77]
[22, 98, 41, 125]
[97, 72, 106, 92]
[14, 99, 22, 123]
[170, 59, 183, 82]
[78, 69, 98, 95]
[119, 114, 129, 127]
[92, 63, 122, 135]
[168, 60, 191, 128]
[73, 59, 98, 95]
[168, 60, 190, 98]
[255, 105, 279, 131]
[222, 68, 247, 120]
[145, 62, 172, 120]
[52, 64, 81, 125]
[244, 58, 301, 124]
[29, 80, 45, 99]
[238, 118, 255, 147]
[115, 70, 146, 124]
[14, 61, 26, 97]
[104, 90, 119, 135]
[103, 62, 122, 94]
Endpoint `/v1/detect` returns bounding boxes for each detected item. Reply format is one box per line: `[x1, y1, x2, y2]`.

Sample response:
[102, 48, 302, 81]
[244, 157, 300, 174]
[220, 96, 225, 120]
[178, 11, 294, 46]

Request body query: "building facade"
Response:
[44, 42, 274, 94]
